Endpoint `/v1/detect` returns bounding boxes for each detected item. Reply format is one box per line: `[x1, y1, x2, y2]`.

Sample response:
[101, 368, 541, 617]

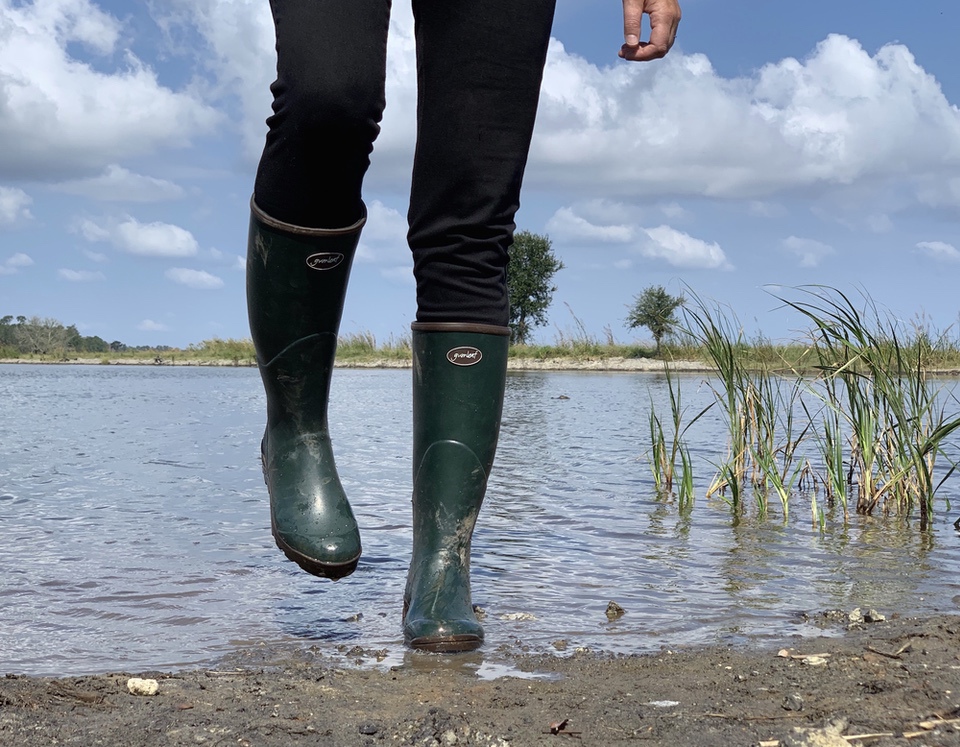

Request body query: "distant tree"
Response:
[625, 285, 684, 355]
[0, 316, 12, 342]
[506, 231, 564, 345]
[110, 340, 127, 352]
[78, 335, 110, 353]
[14, 316, 70, 355]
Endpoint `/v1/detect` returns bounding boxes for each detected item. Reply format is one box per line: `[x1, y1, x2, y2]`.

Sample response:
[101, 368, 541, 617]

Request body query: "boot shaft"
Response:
[246, 199, 364, 367]
[411, 323, 509, 478]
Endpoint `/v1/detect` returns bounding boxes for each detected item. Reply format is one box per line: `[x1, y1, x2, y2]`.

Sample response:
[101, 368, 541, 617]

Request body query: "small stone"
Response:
[126, 677, 159, 696]
[552, 639, 568, 651]
[802, 656, 829, 667]
[605, 601, 626, 621]
[499, 612, 536, 621]
[848, 607, 863, 624]
[358, 722, 379, 735]
[863, 609, 886, 623]
[442, 728, 458, 744]
[782, 693, 804, 712]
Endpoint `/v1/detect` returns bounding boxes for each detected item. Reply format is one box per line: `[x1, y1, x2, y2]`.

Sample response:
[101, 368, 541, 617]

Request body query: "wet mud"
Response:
[2, 613, 959, 746]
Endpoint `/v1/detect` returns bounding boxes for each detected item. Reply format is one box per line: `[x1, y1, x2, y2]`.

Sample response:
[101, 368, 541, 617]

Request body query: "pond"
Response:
[1, 363, 958, 676]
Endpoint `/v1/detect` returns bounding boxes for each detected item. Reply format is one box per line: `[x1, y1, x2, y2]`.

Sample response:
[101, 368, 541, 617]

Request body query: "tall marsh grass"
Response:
[647, 288, 960, 528]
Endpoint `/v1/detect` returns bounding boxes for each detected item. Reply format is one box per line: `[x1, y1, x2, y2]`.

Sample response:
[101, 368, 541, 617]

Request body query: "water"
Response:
[1, 363, 958, 676]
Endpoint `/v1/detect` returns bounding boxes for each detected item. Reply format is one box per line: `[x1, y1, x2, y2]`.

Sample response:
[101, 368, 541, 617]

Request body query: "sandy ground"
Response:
[3, 613, 959, 746]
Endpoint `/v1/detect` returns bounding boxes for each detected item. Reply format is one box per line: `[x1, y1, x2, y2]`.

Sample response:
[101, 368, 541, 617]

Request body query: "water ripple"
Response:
[0, 364, 958, 675]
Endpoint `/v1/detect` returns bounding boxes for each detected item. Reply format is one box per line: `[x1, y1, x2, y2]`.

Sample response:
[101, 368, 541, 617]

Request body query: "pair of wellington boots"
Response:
[247, 201, 507, 652]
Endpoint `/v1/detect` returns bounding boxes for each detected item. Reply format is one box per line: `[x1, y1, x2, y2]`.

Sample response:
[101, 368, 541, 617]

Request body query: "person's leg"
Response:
[403, 0, 557, 650]
[248, 0, 390, 579]
[254, 0, 391, 229]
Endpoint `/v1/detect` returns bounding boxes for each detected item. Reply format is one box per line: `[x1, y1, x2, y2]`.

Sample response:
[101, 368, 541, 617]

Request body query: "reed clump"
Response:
[646, 287, 960, 528]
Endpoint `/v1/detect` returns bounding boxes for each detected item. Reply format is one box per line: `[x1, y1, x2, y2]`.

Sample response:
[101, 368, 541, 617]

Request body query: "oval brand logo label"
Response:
[447, 346, 483, 366]
[305, 252, 345, 271]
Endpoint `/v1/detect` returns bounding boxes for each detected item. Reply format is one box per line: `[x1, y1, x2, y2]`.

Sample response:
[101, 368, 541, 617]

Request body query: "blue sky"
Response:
[2, 0, 959, 348]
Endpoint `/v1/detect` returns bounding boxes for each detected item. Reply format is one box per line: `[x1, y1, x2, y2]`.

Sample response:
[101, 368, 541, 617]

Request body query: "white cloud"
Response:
[0, 0, 220, 180]
[528, 35, 960, 203]
[165, 267, 224, 289]
[53, 165, 185, 202]
[58, 268, 105, 282]
[0, 252, 33, 275]
[356, 200, 411, 265]
[137, 319, 168, 331]
[78, 216, 199, 257]
[915, 240, 960, 263]
[546, 207, 633, 243]
[6, 252, 33, 267]
[782, 236, 834, 267]
[0, 187, 33, 224]
[83, 249, 108, 263]
[640, 226, 732, 270]
[172, 0, 280, 162]
[179, 0, 418, 176]
[546, 204, 730, 270]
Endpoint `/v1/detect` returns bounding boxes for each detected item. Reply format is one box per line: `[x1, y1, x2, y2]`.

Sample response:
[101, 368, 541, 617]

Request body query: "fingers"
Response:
[619, 0, 681, 62]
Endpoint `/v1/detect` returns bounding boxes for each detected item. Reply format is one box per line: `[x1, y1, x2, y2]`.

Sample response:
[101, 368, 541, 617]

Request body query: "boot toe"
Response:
[273, 525, 361, 579]
[404, 616, 484, 652]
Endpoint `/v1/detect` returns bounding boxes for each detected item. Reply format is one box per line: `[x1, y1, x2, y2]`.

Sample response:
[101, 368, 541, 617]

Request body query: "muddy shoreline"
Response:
[3, 613, 959, 746]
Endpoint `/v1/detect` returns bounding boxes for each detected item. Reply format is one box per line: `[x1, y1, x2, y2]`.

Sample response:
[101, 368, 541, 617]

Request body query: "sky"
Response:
[1, 0, 959, 348]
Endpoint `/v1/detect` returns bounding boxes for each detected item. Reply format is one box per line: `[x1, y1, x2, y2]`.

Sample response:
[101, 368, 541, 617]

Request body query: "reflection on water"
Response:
[1, 364, 958, 676]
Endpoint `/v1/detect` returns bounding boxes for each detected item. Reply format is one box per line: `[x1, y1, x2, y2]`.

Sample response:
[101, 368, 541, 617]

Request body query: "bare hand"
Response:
[620, 0, 681, 62]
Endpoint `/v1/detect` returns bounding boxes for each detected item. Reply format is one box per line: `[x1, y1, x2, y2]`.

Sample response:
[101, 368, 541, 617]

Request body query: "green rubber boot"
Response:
[403, 322, 509, 652]
[246, 199, 364, 580]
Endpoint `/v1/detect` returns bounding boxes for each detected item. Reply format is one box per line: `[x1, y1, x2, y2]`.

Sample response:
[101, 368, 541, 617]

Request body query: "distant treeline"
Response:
[0, 315, 161, 356]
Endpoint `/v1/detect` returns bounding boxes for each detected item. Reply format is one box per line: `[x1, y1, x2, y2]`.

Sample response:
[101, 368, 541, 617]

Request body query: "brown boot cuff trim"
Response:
[250, 196, 366, 235]
[411, 322, 510, 337]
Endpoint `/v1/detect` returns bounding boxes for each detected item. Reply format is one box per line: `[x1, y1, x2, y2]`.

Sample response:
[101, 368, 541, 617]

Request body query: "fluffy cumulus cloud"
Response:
[53, 165, 185, 202]
[58, 268, 105, 282]
[915, 240, 960, 263]
[0, 0, 220, 179]
[179, 2, 960, 210]
[0, 187, 33, 224]
[165, 267, 224, 289]
[170, 0, 275, 162]
[641, 226, 731, 270]
[546, 206, 634, 243]
[546, 202, 731, 270]
[529, 35, 960, 204]
[78, 216, 199, 257]
[782, 236, 834, 267]
[0, 252, 34, 275]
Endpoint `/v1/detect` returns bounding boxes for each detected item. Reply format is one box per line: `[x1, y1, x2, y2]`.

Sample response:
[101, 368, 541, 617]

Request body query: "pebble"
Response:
[605, 601, 626, 621]
[126, 678, 159, 696]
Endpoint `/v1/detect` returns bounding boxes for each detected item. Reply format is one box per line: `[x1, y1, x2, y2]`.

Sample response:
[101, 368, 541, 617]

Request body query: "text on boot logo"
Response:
[305, 252, 344, 271]
[446, 346, 482, 366]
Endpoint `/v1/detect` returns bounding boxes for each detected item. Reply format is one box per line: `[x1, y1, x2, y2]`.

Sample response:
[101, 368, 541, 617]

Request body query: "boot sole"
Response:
[273, 530, 360, 581]
[407, 634, 483, 653]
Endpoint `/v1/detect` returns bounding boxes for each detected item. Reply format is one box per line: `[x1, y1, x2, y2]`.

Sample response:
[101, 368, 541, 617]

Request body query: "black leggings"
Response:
[253, 0, 557, 326]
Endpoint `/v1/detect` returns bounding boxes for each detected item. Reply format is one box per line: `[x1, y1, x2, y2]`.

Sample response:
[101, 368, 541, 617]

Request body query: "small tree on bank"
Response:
[506, 231, 564, 345]
[626, 285, 684, 355]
